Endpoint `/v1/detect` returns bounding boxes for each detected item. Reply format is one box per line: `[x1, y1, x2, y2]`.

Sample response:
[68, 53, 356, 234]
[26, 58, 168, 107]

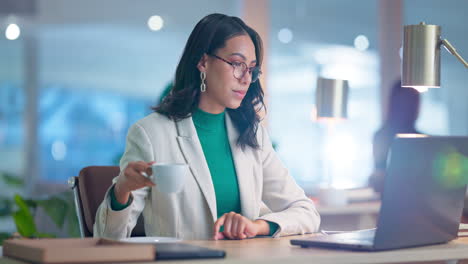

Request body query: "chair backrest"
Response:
[70, 166, 145, 237]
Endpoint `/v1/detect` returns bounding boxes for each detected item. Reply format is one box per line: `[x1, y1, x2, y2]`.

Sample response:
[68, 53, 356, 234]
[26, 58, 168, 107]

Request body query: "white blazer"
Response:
[94, 112, 320, 240]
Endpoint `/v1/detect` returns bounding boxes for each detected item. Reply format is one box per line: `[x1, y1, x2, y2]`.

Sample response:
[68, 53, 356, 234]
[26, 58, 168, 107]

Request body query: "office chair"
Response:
[68, 166, 145, 237]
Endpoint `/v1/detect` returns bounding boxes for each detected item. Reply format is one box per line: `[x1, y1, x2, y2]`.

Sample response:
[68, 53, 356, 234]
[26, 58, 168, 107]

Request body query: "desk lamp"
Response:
[315, 77, 349, 206]
[402, 22, 468, 93]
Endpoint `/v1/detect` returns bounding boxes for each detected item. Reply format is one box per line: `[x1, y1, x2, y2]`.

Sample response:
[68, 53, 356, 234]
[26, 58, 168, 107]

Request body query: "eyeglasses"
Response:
[209, 54, 262, 83]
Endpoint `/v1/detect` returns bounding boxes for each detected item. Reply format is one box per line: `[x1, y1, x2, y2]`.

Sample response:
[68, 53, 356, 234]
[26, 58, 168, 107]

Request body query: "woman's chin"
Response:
[226, 102, 242, 110]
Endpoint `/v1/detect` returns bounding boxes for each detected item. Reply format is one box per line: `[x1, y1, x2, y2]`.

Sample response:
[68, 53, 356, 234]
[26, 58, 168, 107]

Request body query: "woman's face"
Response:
[197, 34, 257, 114]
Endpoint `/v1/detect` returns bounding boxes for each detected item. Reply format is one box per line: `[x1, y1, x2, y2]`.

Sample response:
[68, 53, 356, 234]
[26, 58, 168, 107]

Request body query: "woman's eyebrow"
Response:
[228, 52, 257, 64]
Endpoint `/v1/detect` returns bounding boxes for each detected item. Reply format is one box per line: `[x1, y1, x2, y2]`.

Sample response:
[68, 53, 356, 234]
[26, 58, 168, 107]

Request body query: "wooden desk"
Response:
[3, 235, 468, 264]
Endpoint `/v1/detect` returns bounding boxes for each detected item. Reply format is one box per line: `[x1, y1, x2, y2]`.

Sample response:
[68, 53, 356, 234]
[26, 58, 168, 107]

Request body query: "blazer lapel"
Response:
[225, 113, 256, 220]
[175, 117, 217, 222]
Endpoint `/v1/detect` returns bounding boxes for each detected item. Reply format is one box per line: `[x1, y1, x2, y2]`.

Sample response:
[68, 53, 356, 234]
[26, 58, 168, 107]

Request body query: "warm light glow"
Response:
[5, 23, 20, 40]
[402, 85, 439, 93]
[311, 103, 347, 123]
[396, 133, 429, 138]
[414, 87, 429, 93]
[278, 28, 293, 44]
[331, 181, 356, 190]
[310, 105, 317, 121]
[324, 134, 357, 166]
[354, 35, 369, 51]
[147, 15, 164, 31]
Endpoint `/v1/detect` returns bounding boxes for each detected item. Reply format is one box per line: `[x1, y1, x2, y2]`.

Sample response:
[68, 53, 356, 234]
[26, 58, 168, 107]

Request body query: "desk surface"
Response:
[3, 234, 468, 264]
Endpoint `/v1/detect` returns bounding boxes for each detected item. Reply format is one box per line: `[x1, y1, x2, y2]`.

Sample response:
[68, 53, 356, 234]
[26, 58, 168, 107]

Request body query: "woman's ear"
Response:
[197, 54, 209, 72]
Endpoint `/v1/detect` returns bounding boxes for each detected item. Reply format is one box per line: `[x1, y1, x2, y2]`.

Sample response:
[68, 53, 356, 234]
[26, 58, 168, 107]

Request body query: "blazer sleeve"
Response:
[93, 122, 154, 239]
[256, 125, 321, 237]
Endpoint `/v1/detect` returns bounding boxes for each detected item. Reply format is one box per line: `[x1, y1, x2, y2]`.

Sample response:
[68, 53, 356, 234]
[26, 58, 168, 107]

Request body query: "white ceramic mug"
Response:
[150, 163, 188, 193]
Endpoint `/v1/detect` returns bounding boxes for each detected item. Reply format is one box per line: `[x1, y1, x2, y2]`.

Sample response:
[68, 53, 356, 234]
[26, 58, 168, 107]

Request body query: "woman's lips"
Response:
[233, 90, 246, 99]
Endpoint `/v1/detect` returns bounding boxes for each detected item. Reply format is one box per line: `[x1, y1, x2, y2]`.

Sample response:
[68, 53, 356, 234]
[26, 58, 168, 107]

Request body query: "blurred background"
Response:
[1, 0, 467, 236]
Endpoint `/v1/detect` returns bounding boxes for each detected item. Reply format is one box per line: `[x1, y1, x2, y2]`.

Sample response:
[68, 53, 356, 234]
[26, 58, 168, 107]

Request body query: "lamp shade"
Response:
[402, 22, 441, 90]
[315, 77, 349, 120]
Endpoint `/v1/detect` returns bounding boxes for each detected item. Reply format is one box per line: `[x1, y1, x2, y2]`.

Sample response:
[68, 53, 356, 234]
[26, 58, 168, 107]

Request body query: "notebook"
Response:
[155, 242, 226, 260]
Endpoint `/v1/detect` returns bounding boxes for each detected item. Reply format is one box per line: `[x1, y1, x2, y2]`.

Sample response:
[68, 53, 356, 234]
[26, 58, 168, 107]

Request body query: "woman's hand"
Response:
[114, 161, 156, 204]
[213, 212, 270, 240]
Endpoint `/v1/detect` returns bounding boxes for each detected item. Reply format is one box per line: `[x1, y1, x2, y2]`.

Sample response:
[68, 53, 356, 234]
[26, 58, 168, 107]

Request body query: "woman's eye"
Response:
[232, 62, 242, 67]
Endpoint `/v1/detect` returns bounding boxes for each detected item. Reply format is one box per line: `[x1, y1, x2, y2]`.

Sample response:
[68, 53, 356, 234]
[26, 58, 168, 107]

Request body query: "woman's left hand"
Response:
[213, 212, 269, 240]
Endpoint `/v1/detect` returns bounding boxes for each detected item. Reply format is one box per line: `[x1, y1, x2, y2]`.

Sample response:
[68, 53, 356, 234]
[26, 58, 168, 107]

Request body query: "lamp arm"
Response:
[441, 38, 468, 68]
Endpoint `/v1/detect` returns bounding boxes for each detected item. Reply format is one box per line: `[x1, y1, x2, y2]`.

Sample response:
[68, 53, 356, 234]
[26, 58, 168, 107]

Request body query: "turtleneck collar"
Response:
[192, 108, 225, 132]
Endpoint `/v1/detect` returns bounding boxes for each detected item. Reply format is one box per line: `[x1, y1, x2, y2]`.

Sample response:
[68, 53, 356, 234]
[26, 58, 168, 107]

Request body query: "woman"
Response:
[94, 13, 320, 240]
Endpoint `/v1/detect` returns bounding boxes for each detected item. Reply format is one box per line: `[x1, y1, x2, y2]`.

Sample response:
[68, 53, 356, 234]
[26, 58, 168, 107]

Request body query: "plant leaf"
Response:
[57, 190, 81, 237]
[66, 197, 80, 237]
[23, 199, 38, 209]
[12, 208, 36, 237]
[14, 194, 31, 213]
[13, 194, 37, 237]
[36, 197, 68, 229]
[0, 172, 24, 187]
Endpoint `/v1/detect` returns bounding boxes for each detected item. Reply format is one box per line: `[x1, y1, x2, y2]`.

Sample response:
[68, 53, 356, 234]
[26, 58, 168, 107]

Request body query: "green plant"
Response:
[11, 194, 54, 239]
[0, 172, 80, 245]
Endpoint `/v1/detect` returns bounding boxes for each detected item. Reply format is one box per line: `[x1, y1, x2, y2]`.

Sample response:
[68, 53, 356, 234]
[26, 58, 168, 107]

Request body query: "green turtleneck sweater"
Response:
[110, 108, 278, 236]
[191, 108, 242, 218]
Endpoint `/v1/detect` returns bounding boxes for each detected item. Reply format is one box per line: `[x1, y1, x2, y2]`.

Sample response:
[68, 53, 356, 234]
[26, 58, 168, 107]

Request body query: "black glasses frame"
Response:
[209, 54, 262, 82]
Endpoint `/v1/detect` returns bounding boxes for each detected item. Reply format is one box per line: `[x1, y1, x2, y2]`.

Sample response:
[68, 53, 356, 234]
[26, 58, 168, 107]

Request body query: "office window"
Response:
[1, 1, 241, 185]
[38, 86, 153, 182]
[269, 0, 380, 191]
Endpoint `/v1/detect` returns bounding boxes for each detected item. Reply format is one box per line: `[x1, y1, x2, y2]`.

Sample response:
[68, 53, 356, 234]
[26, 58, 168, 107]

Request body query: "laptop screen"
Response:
[374, 136, 468, 250]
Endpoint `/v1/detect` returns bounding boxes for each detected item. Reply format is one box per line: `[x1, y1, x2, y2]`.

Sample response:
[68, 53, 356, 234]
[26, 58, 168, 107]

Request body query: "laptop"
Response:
[155, 243, 226, 260]
[291, 136, 468, 251]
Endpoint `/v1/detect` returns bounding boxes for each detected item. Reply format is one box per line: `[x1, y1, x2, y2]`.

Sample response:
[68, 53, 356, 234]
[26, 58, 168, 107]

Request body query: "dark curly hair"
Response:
[153, 13, 265, 150]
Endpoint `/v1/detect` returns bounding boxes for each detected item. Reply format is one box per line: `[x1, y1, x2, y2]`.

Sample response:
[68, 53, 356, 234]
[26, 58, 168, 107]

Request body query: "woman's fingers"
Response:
[224, 212, 246, 239]
[122, 161, 157, 191]
[132, 161, 151, 175]
[215, 232, 225, 240]
[144, 161, 155, 177]
[223, 212, 235, 239]
[213, 214, 227, 240]
[214, 213, 254, 240]
[126, 171, 149, 189]
[223, 212, 237, 239]
[236, 217, 247, 239]
[145, 167, 153, 178]
[230, 214, 239, 239]
[142, 176, 156, 187]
